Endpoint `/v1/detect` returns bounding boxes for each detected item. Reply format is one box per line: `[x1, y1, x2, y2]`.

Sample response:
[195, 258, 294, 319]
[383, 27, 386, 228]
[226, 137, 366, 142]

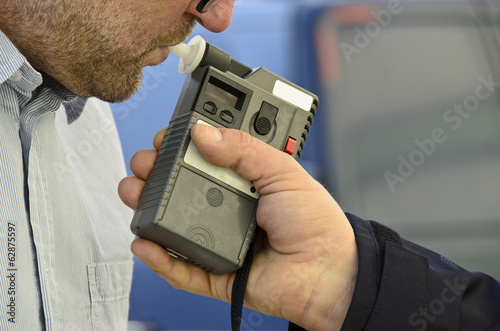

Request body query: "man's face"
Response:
[3, 0, 234, 102]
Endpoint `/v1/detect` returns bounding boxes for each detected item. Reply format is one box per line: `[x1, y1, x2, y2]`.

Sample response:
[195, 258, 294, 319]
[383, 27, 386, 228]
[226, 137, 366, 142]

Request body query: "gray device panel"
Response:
[131, 63, 318, 274]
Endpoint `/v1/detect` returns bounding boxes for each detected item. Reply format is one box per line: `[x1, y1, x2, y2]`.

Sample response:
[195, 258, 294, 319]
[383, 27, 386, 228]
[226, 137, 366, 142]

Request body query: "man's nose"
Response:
[185, 0, 235, 33]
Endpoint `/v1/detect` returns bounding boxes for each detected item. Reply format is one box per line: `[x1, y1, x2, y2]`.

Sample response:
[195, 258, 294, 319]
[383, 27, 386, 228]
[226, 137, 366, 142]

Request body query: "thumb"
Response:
[190, 124, 309, 194]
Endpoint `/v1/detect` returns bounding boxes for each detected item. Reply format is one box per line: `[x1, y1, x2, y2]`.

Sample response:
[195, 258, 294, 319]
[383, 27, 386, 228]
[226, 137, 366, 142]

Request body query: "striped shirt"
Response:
[0, 30, 134, 330]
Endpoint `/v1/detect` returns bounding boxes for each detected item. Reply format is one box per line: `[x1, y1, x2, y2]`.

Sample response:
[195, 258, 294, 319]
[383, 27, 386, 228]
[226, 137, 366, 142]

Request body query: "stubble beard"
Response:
[64, 15, 197, 103]
[3, 1, 196, 103]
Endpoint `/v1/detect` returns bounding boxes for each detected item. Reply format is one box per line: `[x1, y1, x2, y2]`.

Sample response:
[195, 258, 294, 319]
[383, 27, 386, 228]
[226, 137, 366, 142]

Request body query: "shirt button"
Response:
[9, 70, 23, 82]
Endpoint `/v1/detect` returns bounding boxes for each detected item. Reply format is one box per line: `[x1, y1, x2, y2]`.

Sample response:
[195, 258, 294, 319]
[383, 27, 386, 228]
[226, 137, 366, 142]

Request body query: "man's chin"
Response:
[84, 70, 144, 104]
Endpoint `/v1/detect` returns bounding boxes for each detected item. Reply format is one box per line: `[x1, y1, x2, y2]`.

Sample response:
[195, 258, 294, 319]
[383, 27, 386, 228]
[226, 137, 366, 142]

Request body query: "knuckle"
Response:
[229, 129, 259, 171]
[233, 129, 259, 153]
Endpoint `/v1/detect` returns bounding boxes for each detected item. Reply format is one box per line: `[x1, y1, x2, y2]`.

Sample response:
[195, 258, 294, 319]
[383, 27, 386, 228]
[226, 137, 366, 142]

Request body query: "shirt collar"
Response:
[0, 29, 88, 123]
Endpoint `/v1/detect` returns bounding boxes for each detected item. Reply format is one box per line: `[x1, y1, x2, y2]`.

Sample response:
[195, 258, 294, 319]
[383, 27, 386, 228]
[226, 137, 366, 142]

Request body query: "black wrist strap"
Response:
[231, 244, 253, 330]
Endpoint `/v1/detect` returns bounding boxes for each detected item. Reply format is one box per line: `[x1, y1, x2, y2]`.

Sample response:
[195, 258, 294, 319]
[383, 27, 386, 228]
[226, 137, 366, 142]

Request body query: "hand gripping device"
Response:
[130, 35, 318, 274]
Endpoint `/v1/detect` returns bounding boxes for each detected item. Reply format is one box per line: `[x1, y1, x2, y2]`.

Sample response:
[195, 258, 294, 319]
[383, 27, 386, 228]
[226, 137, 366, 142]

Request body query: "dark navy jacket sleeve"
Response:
[290, 213, 500, 330]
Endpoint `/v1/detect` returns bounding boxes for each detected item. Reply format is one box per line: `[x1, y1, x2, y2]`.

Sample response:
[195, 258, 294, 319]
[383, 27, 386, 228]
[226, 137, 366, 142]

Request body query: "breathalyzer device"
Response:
[130, 35, 318, 274]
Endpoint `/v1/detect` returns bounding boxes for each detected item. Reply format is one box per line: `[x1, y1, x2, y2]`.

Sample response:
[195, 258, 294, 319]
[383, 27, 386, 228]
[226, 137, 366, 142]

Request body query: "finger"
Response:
[190, 124, 312, 194]
[118, 176, 146, 210]
[153, 128, 167, 151]
[131, 238, 234, 302]
[130, 149, 158, 180]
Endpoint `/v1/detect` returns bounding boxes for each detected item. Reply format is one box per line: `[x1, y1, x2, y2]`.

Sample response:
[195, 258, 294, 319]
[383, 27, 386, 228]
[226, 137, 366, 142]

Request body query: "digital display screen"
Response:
[206, 76, 245, 110]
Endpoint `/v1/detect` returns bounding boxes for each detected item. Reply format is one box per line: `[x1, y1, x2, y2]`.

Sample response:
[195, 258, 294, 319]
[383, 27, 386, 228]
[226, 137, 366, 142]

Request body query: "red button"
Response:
[284, 137, 296, 155]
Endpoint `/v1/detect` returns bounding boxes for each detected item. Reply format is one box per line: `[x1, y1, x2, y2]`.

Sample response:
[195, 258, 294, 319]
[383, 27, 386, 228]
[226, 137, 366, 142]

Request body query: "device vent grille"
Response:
[296, 100, 317, 159]
[136, 113, 192, 210]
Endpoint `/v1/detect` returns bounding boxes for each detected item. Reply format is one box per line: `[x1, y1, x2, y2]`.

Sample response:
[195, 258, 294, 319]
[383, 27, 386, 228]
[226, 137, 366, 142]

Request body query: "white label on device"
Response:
[184, 120, 260, 199]
[273, 80, 313, 112]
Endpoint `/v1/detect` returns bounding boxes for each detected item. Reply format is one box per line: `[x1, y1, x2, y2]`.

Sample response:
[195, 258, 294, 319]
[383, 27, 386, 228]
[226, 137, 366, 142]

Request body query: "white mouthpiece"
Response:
[168, 35, 207, 74]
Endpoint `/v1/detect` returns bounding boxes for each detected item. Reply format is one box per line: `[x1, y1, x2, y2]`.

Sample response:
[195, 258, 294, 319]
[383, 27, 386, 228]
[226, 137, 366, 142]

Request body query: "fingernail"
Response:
[198, 124, 223, 143]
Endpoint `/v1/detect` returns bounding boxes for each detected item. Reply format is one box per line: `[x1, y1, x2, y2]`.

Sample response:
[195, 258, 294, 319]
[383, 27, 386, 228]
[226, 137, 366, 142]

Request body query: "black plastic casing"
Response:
[130, 63, 318, 274]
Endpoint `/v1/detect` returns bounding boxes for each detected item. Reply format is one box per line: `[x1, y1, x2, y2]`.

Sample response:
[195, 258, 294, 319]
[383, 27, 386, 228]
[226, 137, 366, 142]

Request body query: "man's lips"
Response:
[159, 46, 170, 62]
[143, 46, 171, 67]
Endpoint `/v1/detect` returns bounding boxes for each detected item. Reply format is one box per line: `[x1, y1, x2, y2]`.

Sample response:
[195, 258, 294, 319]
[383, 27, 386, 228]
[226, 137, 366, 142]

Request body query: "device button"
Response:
[284, 137, 296, 155]
[203, 101, 217, 115]
[220, 110, 234, 124]
[254, 102, 278, 135]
